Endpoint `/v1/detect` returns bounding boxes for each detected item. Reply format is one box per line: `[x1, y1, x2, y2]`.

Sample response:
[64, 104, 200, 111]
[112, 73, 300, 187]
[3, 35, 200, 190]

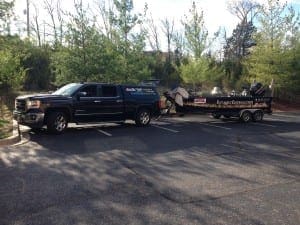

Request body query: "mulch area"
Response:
[0, 106, 13, 139]
[272, 100, 300, 112]
[0, 95, 14, 139]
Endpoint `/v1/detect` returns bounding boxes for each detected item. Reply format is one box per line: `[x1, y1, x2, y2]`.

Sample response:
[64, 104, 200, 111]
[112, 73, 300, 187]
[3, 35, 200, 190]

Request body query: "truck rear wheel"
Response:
[252, 110, 264, 122]
[47, 112, 68, 134]
[135, 109, 151, 126]
[240, 110, 252, 123]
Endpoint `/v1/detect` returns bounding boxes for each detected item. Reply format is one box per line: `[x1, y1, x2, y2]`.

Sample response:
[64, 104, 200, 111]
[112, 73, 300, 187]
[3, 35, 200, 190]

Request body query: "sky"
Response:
[13, 0, 300, 50]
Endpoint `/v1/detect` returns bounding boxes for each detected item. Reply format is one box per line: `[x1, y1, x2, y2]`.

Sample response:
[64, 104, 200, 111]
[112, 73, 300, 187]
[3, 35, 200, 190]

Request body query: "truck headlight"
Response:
[27, 100, 41, 109]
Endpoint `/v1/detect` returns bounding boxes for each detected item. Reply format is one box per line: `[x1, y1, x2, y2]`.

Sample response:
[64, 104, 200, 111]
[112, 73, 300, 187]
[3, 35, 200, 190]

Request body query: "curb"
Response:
[0, 121, 31, 147]
[0, 120, 21, 147]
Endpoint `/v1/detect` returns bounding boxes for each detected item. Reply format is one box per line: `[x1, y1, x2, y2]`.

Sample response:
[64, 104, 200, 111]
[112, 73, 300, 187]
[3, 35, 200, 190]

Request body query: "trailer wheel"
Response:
[212, 113, 221, 119]
[240, 111, 252, 123]
[252, 110, 264, 122]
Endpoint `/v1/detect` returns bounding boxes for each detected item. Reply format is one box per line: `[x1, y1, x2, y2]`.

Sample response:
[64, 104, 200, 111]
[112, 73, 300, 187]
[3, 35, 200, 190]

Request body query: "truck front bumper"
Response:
[13, 111, 45, 128]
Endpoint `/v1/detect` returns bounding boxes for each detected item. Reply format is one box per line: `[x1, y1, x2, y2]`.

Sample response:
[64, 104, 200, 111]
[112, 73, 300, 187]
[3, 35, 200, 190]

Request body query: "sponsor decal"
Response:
[217, 100, 253, 105]
[125, 88, 136, 92]
[125, 87, 156, 95]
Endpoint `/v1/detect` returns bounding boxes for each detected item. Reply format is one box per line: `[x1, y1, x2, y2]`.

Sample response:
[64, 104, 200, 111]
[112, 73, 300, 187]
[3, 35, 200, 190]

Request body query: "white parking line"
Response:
[151, 125, 179, 133]
[97, 129, 112, 136]
[264, 117, 283, 121]
[168, 117, 191, 122]
[272, 114, 299, 118]
[252, 122, 276, 128]
[201, 123, 232, 130]
[221, 144, 236, 149]
[151, 121, 172, 125]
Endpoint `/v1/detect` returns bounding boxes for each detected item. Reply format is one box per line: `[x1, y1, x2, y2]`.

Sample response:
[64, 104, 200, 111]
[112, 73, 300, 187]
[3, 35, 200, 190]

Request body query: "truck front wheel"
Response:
[135, 109, 151, 126]
[47, 112, 68, 134]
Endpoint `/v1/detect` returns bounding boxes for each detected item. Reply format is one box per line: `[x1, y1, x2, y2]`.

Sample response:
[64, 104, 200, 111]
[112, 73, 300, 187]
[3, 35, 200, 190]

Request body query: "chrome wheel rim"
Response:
[140, 112, 150, 124]
[243, 113, 251, 122]
[54, 115, 67, 132]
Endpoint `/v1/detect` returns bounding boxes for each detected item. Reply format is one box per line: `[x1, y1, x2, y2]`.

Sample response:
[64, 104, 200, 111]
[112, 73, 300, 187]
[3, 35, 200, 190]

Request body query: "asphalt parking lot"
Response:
[0, 112, 299, 225]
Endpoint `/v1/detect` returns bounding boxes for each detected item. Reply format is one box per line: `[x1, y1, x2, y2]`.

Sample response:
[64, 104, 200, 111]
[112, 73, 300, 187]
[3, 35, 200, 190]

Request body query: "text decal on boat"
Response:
[194, 98, 206, 104]
[217, 100, 253, 105]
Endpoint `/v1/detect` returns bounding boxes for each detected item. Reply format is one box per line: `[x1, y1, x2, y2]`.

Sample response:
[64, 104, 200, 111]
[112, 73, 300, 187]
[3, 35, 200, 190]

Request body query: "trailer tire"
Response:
[240, 110, 252, 123]
[212, 113, 221, 119]
[252, 110, 264, 122]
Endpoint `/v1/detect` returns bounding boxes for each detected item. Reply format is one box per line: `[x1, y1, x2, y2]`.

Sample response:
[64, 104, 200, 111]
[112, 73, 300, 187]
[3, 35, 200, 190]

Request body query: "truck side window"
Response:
[80, 85, 97, 97]
[101, 86, 117, 97]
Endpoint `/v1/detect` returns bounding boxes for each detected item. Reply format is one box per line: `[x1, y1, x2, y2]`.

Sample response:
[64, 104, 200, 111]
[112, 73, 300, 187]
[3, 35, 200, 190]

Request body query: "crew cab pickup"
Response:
[13, 83, 161, 134]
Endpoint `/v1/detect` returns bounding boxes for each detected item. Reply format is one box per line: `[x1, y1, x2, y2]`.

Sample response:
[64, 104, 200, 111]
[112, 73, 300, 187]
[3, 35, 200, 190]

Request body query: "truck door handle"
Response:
[94, 100, 101, 103]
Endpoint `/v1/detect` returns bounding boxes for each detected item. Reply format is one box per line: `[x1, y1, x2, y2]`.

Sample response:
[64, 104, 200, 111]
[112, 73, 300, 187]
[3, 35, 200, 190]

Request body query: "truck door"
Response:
[98, 85, 125, 121]
[73, 84, 103, 122]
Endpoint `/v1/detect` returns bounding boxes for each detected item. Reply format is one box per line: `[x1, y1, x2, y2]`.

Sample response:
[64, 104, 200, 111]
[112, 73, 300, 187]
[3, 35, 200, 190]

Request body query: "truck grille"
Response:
[15, 99, 26, 112]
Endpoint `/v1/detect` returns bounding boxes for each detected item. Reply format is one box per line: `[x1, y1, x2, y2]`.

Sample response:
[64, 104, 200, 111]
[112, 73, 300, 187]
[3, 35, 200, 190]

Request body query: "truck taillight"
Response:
[158, 99, 166, 109]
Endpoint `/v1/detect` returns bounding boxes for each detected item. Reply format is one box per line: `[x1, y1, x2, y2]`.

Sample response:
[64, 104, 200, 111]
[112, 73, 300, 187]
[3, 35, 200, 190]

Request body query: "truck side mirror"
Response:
[77, 92, 87, 100]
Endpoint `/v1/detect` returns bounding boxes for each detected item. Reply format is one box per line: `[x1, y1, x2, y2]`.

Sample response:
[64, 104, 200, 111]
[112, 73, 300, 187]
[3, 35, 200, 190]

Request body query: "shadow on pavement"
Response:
[0, 117, 299, 225]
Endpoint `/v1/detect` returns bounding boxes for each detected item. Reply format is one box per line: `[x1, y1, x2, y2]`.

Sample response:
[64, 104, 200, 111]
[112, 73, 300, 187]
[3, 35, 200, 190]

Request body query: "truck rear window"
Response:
[101, 86, 118, 97]
[125, 87, 156, 95]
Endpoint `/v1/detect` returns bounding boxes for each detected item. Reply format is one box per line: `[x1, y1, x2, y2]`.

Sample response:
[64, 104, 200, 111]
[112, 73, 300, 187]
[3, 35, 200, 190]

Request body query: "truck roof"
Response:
[78, 82, 157, 88]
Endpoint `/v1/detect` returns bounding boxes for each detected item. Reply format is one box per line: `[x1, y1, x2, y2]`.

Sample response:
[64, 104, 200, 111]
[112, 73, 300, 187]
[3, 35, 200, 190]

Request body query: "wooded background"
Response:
[0, 0, 299, 100]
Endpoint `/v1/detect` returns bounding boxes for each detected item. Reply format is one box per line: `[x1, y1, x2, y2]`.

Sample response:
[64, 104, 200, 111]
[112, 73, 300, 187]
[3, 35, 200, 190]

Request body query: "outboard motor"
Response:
[250, 82, 265, 97]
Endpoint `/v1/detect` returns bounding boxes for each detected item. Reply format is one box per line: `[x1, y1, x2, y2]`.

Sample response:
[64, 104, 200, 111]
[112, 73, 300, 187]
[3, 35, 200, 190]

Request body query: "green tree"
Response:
[111, 0, 141, 43]
[0, 35, 24, 91]
[223, 0, 259, 89]
[180, 58, 209, 87]
[182, 1, 208, 58]
[245, 0, 300, 97]
[110, 0, 148, 82]
[22, 46, 53, 90]
[55, 0, 114, 84]
[0, 0, 14, 35]
[0, 49, 22, 90]
[223, 21, 256, 88]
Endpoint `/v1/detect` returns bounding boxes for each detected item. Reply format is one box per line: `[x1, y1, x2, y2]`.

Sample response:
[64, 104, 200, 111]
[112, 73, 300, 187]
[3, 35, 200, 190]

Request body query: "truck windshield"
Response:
[52, 83, 83, 96]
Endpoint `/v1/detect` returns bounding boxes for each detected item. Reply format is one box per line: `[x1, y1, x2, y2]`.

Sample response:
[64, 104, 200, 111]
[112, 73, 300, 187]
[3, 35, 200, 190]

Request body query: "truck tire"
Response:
[135, 109, 151, 126]
[47, 112, 68, 134]
[252, 110, 264, 122]
[240, 110, 252, 123]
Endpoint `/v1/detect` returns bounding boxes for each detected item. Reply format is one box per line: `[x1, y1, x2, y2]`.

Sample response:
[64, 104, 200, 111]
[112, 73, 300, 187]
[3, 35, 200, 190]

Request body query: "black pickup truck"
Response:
[13, 83, 161, 134]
